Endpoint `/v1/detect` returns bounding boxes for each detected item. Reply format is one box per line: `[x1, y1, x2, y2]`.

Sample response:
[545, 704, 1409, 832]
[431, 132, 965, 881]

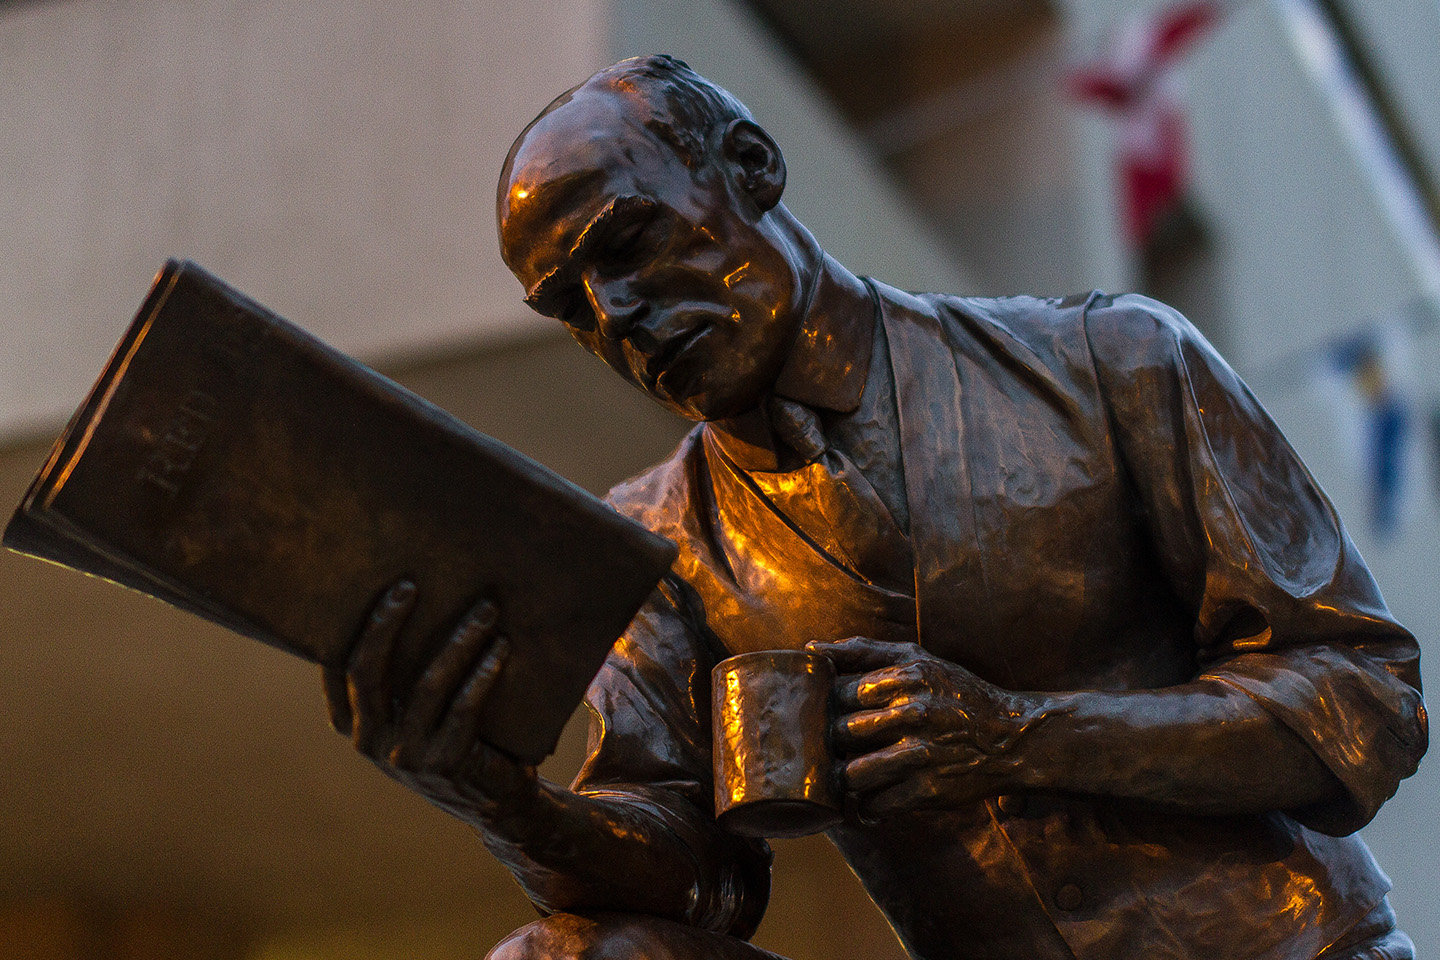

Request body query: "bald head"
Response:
[500, 56, 752, 204]
[497, 57, 762, 272]
[494, 57, 818, 422]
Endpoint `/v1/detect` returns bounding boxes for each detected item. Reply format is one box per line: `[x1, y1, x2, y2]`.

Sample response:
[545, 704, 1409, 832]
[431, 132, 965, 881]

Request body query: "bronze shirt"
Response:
[578, 280, 1426, 960]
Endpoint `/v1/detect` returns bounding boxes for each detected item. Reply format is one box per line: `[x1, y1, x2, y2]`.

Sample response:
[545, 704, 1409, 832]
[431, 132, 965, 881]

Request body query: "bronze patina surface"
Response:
[712, 650, 843, 839]
[328, 56, 1427, 960]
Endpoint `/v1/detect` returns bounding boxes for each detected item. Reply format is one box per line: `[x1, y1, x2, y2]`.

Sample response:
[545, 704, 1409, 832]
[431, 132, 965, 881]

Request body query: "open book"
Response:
[4, 260, 677, 764]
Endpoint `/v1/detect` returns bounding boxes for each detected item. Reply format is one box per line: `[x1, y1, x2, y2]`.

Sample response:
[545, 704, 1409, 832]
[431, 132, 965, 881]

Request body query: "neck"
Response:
[771, 252, 875, 413]
[708, 229, 876, 470]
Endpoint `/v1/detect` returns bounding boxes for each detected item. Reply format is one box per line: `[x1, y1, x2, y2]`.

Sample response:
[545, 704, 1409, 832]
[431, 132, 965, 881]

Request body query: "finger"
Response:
[322, 665, 353, 736]
[845, 737, 933, 795]
[807, 637, 920, 674]
[428, 636, 511, 771]
[398, 599, 499, 747]
[354, 580, 419, 655]
[860, 776, 937, 820]
[834, 663, 925, 711]
[856, 664, 929, 708]
[834, 701, 929, 752]
[349, 580, 417, 750]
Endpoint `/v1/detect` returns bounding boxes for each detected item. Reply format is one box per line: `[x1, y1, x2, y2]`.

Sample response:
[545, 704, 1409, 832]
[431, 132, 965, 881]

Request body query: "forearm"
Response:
[1014, 678, 1343, 813]
[473, 779, 761, 930]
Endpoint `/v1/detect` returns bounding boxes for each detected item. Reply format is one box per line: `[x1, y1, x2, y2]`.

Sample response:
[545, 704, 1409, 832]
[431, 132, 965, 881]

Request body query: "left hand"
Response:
[322, 582, 539, 825]
[808, 637, 1041, 820]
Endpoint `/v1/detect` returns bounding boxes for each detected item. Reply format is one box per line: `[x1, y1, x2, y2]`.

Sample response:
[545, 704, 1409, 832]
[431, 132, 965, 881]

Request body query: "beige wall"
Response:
[0, 0, 608, 443]
[0, 0, 983, 448]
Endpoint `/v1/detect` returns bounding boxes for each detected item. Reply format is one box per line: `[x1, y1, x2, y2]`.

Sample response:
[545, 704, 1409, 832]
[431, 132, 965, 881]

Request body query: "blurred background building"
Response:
[0, 0, 1436, 956]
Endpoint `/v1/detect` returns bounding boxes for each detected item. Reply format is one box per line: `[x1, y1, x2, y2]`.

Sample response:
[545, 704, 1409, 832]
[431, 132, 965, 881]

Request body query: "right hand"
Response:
[322, 580, 539, 824]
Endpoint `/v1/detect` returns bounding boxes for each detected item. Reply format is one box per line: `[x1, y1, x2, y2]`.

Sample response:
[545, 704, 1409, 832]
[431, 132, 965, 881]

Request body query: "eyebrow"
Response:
[523, 196, 653, 309]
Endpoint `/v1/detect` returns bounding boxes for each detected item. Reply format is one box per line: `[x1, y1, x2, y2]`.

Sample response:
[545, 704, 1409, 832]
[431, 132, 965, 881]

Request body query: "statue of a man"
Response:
[324, 56, 1427, 960]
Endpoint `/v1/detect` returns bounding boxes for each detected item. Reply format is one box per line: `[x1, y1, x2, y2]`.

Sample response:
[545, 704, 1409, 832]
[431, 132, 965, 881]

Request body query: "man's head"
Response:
[498, 56, 821, 421]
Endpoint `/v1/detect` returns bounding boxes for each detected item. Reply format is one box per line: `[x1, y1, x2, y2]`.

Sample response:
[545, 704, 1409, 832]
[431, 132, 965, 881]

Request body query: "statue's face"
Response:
[499, 87, 805, 421]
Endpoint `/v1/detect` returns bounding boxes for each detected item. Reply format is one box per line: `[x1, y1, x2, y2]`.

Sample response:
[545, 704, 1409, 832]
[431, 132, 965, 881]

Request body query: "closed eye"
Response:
[604, 215, 652, 260]
[524, 195, 658, 328]
[555, 290, 595, 331]
[522, 281, 594, 331]
[590, 198, 662, 272]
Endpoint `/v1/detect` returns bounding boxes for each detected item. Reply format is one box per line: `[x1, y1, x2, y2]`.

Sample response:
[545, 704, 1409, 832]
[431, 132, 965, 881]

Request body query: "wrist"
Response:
[470, 767, 545, 832]
[1004, 691, 1066, 793]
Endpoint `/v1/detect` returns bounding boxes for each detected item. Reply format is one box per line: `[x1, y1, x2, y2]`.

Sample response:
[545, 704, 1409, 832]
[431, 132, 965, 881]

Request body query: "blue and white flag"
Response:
[1317, 324, 1416, 540]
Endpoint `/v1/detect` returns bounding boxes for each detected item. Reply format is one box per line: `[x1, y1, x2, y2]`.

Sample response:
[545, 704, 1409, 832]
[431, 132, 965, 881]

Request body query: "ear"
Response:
[721, 119, 786, 212]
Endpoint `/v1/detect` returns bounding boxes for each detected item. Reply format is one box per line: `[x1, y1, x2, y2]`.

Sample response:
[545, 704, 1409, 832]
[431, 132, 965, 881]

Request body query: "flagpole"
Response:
[1271, 0, 1440, 309]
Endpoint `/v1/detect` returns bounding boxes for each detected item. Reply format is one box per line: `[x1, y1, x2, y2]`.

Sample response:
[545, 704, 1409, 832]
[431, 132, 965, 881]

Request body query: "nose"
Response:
[582, 272, 649, 341]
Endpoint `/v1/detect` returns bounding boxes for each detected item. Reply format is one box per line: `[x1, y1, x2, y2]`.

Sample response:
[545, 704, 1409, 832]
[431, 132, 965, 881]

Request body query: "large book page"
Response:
[5, 261, 676, 763]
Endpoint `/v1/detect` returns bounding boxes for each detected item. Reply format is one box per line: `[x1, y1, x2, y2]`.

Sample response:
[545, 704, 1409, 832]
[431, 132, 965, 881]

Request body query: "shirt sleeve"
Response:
[1085, 293, 1428, 836]
[571, 574, 773, 937]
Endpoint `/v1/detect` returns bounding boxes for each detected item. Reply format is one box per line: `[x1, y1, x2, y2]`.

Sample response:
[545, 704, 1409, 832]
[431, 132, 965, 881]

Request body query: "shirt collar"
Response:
[708, 256, 877, 472]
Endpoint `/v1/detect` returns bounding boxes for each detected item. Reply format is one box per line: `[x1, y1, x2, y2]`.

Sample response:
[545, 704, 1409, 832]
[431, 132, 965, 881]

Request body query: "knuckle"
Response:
[411, 670, 439, 701]
[904, 738, 934, 765]
[458, 671, 488, 707]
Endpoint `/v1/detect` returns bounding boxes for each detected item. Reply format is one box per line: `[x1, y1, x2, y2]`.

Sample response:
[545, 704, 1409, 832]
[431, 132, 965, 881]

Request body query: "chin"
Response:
[669, 390, 760, 423]
[655, 372, 767, 422]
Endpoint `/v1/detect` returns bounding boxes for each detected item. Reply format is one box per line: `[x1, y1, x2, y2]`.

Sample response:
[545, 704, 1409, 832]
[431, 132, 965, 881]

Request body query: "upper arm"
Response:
[1085, 294, 1426, 832]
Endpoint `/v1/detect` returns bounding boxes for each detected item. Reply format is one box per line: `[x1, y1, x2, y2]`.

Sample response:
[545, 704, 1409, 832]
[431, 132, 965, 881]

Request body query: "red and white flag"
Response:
[1068, 1, 1228, 247]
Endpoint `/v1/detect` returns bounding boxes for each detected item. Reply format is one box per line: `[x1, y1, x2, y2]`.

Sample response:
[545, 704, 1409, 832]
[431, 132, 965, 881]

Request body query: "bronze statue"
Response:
[325, 56, 1427, 959]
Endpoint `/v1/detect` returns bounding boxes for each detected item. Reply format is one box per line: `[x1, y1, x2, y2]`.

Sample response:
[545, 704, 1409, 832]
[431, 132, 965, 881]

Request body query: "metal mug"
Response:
[712, 649, 844, 838]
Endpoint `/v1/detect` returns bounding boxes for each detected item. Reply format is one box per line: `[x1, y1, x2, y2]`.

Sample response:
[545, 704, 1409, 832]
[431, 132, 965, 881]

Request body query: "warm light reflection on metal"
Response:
[1232, 627, 1273, 651]
[712, 650, 842, 838]
[48, 271, 180, 507]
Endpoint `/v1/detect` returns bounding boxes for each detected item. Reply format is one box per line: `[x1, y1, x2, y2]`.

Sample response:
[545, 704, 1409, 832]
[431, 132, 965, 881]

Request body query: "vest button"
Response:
[1054, 883, 1084, 912]
[996, 794, 1028, 817]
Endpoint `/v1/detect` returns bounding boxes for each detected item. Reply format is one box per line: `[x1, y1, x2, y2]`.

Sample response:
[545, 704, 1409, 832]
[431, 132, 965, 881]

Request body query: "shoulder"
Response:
[941, 290, 1093, 330]
[893, 287, 1108, 407]
[872, 280, 1091, 336]
[934, 289, 1206, 362]
[605, 425, 706, 535]
[903, 287, 1231, 421]
[1080, 291, 1218, 381]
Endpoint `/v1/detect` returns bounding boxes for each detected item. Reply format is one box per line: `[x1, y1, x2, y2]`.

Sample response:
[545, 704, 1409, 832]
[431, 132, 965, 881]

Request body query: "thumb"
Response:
[807, 637, 919, 674]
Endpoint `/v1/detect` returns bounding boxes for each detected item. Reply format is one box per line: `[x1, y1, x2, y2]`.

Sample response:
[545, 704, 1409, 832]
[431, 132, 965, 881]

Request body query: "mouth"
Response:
[641, 320, 713, 391]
